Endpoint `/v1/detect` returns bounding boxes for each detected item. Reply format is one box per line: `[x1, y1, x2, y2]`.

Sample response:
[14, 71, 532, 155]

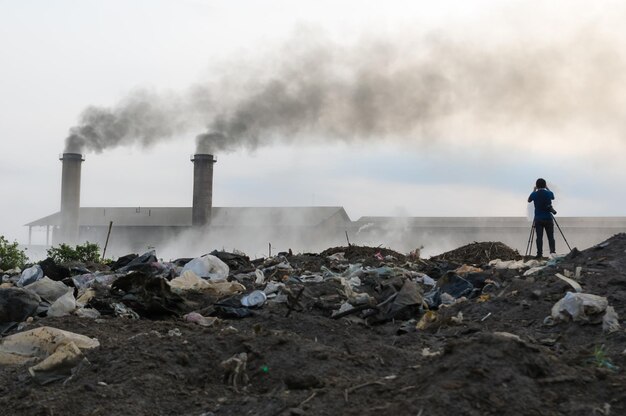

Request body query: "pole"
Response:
[102, 221, 113, 259]
[345, 230, 351, 246]
[551, 214, 572, 252]
[268, 242, 272, 258]
[525, 220, 535, 257]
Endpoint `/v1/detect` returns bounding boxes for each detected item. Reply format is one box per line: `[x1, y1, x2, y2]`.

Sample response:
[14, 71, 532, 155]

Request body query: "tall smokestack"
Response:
[58, 153, 84, 244]
[191, 154, 216, 227]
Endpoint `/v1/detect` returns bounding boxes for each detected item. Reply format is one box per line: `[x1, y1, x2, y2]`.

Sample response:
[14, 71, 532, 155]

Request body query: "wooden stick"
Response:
[102, 221, 113, 259]
[345, 230, 351, 246]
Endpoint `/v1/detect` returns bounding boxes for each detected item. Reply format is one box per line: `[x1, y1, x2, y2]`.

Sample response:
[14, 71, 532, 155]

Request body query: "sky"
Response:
[1, 0, 626, 245]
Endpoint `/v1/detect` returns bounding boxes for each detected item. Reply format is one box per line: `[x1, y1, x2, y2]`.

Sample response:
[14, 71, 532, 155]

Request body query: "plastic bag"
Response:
[551, 292, 608, 322]
[47, 289, 77, 317]
[25, 277, 69, 302]
[17, 265, 44, 287]
[181, 255, 229, 281]
[603, 306, 621, 333]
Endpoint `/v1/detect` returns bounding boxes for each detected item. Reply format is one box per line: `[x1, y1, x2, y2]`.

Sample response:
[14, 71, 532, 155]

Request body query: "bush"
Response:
[47, 242, 101, 264]
[0, 235, 28, 270]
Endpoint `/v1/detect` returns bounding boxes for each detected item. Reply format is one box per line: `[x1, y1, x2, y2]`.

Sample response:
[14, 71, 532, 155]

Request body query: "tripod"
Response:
[551, 214, 572, 252]
[525, 216, 572, 257]
[525, 220, 535, 257]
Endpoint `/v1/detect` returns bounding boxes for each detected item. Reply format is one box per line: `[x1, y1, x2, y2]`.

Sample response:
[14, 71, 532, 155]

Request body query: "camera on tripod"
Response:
[547, 204, 557, 215]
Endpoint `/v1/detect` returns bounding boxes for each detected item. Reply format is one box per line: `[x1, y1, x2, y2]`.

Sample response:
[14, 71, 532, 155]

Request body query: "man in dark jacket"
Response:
[528, 178, 556, 258]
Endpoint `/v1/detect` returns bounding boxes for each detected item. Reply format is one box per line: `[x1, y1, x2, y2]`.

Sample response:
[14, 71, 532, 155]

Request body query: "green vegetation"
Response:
[0, 235, 28, 270]
[590, 345, 619, 372]
[46, 242, 101, 264]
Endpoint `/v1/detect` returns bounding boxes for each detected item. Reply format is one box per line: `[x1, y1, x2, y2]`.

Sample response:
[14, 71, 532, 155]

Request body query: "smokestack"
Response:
[191, 154, 216, 227]
[58, 153, 84, 244]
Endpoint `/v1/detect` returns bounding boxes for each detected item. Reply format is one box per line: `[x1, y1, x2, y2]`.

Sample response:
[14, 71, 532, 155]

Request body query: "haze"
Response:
[1, 0, 625, 247]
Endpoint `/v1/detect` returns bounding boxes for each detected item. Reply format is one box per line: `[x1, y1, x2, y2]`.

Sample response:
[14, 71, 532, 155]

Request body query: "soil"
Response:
[1, 236, 626, 415]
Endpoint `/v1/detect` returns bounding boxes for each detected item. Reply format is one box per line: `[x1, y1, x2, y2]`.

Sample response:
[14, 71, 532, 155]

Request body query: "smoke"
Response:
[66, 20, 626, 156]
[196, 29, 626, 154]
[65, 87, 213, 153]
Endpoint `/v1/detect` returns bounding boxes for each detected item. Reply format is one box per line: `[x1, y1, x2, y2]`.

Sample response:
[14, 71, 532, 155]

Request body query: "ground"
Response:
[1, 235, 626, 416]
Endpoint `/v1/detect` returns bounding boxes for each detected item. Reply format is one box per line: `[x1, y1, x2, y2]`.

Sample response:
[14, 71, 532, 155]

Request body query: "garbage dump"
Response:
[0, 235, 626, 415]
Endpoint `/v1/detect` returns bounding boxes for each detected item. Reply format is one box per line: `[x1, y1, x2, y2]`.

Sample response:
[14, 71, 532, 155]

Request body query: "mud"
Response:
[1, 236, 626, 415]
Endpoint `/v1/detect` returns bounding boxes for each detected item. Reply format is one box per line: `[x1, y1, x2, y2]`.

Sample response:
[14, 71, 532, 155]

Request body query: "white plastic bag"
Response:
[181, 255, 229, 281]
[47, 289, 77, 317]
[551, 292, 608, 322]
[603, 306, 621, 333]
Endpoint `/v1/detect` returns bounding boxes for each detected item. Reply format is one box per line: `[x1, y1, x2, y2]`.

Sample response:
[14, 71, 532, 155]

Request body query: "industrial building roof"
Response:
[354, 216, 626, 229]
[26, 206, 351, 228]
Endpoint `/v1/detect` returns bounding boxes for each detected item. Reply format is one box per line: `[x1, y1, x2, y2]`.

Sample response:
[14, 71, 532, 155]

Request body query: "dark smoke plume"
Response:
[67, 27, 626, 155]
[65, 88, 213, 153]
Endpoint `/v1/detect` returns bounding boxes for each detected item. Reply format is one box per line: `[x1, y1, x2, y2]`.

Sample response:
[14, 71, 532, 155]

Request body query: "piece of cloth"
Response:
[528, 188, 555, 221]
[535, 219, 556, 256]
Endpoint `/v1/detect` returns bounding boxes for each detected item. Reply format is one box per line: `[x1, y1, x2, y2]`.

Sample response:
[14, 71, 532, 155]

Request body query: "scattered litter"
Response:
[0, 287, 41, 325]
[555, 273, 583, 293]
[603, 306, 621, 333]
[551, 292, 609, 322]
[47, 289, 77, 317]
[24, 277, 69, 303]
[17, 265, 44, 287]
[184, 312, 220, 327]
[181, 255, 229, 282]
[0, 326, 99, 384]
[221, 352, 248, 390]
[167, 328, 182, 337]
[421, 347, 441, 357]
[240, 290, 267, 308]
[169, 271, 245, 296]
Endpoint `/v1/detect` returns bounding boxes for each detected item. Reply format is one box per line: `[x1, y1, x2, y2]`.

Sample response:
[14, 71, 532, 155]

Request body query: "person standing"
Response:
[528, 178, 556, 258]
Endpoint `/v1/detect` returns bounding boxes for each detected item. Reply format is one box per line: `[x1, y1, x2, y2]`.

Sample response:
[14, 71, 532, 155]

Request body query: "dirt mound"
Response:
[431, 241, 521, 265]
[321, 245, 406, 266]
[2, 236, 626, 415]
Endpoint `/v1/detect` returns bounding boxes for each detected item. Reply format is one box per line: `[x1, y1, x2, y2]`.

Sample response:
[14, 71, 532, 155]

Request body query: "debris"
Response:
[0, 326, 99, 384]
[221, 352, 248, 390]
[47, 289, 77, 317]
[17, 265, 44, 287]
[421, 347, 441, 357]
[0, 287, 41, 326]
[416, 310, 437, 329]
[112, 272, 186, 318]
[450, 311, 464, 324]
[437, 272, 473, 299]
[551, 292, 609, 322]
[169, 271, 245, 296]
[181, 255, 229, 282]
[555, 273, 583, 293]
[602, 306, 620, 333]
[24, 277, 69, 303]
[493, 332, 522, 342]
[184, 312, 220, 327]
[240, 290, 267, 308]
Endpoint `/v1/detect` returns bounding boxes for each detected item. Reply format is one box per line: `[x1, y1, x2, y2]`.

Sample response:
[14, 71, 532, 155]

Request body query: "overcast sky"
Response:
[1, 0, 625, 245]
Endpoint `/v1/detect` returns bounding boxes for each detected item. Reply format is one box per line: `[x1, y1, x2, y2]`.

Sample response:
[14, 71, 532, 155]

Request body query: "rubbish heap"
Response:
[1, 235, 626, 415]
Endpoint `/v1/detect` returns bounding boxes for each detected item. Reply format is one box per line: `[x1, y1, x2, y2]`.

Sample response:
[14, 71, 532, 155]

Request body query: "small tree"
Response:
[0, 235, 28, 270]
[47, 242, 101, 264]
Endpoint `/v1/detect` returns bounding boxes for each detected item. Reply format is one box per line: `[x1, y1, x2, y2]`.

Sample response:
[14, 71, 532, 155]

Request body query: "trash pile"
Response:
[1, 236, 626, 415]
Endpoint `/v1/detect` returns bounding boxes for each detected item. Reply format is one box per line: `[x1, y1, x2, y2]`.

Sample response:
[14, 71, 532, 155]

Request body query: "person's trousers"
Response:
[535, 219, 556, 256]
